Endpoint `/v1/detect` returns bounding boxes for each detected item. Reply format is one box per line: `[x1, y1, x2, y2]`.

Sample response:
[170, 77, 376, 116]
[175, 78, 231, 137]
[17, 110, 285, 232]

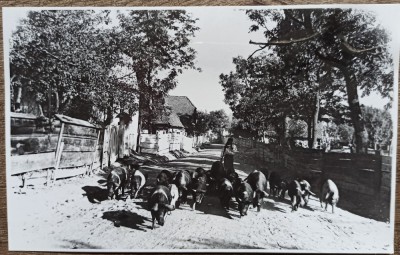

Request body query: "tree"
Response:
[10, 10, 139, 126]
[116, 10, 200, 132]
[220, 51, 345, 147]
[193, 110, 211, 135]
[362, 106, 392, 148]
[247, 8, 394, 153]
[208, 110, 230, 134]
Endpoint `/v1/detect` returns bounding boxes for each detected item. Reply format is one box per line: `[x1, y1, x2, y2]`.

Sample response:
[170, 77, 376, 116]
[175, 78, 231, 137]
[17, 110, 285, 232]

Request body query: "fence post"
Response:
[88, 130, 101, 175]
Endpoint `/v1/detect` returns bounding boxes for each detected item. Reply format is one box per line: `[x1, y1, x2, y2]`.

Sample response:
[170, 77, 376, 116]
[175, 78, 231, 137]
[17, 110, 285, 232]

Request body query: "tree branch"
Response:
[39, 48, 79, 67]
[284, 10, 304, 26]
[250, 31, 320, 46]
[247, 45, 268, 60]
[248, 31, 321, 59]
[315, 50, 344, 69]
[339, 35, 381, 54]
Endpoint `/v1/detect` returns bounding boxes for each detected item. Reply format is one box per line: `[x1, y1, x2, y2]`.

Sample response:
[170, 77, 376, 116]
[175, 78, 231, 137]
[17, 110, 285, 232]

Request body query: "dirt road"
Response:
[7, 145, 393, 252]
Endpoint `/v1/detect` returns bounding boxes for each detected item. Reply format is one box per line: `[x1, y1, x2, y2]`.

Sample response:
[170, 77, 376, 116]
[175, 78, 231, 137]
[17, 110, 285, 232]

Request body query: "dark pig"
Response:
[210, 161, 226, 180]
[130, 168, 147, 199]
[218, 178, 233, 210]
[156, 170, 174, 186]
[288, 180, 305, 211]
[235, 181, 253, 217]
[148, 185, 175, 229]
[299, 179, 316, 206]
[227, 172, 242, 196]
[246, 170, 268, 212]
[320, 179, 339, 213]
[279, 179, 289, 199]
[173, 170, 192, 207]
[269, 171, 283, 197]
[191, 167, 206, 180]
[107, 166, 128, 200]
[191, 174, 208, 210]
[169, 184, 179, 209]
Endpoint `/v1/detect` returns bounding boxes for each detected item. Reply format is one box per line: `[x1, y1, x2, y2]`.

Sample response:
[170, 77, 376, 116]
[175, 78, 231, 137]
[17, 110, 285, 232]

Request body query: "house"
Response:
[164, 95, 197, 136]
[140, 95, 200, 154]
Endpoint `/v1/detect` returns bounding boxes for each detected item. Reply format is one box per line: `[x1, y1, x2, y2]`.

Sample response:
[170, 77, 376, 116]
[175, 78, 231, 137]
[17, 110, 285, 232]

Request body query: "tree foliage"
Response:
[116, 10, 199, 129]
[246, 8, 394, 153]
[362, 106, 392, 147]
[10, 10, 199, 128]
[208, 110, 230, 133]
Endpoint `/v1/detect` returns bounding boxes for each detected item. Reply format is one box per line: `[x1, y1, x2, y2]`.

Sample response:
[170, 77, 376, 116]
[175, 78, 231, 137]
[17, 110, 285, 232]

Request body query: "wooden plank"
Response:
[88, 131, 101, 174]
[55, 166, 88, 179]
[10, 152, 56, 175]
[63, 124, 98, 138]
[382, 156, 392, 164]
[58, 151, 95, 168]
[102, 126, 110, 168]
[141, 148, 158, 154]
[11, 134, 58, 154]
[62, 137, 97, 152]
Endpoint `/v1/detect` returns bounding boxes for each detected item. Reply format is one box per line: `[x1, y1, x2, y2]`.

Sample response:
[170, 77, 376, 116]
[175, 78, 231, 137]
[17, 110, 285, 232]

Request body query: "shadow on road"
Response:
[102, 210, 149, 231]
[82, 186, 109, 203]
[60, 239, 103, 249]
[180, 237, 262, 249]
[195, 195, 235, 219]
[262, 200, 287, 213]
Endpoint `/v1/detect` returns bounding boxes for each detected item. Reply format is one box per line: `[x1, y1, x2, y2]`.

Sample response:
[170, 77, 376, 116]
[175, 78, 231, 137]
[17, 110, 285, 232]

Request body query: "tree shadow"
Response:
[102, 210, 149, 231]
[301, 205, 315, 212]
[195, 195, 235, 219]
[262, 200, 287, 213]
[81, 186, 108, 203]
[60, 239, 103, 249]
[180, 237, 262, 249]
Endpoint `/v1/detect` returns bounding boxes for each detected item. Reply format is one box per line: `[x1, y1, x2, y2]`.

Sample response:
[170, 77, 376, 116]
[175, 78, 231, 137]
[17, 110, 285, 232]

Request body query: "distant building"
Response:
[152, 95, 197, 136]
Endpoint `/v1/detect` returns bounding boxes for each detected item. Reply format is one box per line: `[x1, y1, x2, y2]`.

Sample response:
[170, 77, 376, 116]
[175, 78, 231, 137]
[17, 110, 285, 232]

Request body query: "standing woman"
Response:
[221, 137, 238, 175]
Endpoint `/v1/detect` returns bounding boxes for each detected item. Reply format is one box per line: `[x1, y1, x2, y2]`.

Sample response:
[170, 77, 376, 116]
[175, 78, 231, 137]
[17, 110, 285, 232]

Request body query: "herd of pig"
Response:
[105, 161, 340, 230]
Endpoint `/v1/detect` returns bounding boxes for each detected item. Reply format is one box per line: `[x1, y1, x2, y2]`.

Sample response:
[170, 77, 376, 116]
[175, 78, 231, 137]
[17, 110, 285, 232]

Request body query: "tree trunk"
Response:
[15, 86, 22, 111]
[307, 117, 313, 149]
[136, 91, 144, 153]
[54, 90, 59, 114]
[311, 89, 320, 149]
[343, 70, 368, 153]
[104, 97, 114, 126]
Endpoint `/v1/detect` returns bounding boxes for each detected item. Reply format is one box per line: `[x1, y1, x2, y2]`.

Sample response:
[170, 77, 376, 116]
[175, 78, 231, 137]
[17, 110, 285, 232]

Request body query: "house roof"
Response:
[153, 112, 184, 128]
[165, 96, 196, 116]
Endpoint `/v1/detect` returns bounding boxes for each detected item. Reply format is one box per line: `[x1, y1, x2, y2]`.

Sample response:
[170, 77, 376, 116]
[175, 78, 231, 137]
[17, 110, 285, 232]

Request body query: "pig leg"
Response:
[152, 215, 156, 230]
[325, 202, 328, 211]
[291, 196, 296, 212]
[332, 204, 335, 214]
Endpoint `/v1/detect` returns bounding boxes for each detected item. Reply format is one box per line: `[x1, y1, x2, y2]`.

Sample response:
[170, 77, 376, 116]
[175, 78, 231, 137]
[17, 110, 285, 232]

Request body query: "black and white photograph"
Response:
[3, 5, 399, 253]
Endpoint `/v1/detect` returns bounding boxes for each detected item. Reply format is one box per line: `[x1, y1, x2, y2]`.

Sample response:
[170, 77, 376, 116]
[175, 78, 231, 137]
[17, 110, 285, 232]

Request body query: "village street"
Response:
[8, 145, 392, 252]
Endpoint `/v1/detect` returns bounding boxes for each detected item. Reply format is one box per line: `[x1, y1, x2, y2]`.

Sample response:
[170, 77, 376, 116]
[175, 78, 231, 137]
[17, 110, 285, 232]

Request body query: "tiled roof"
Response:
[153, 112, 184, 128]
[165, 96, 196, 116]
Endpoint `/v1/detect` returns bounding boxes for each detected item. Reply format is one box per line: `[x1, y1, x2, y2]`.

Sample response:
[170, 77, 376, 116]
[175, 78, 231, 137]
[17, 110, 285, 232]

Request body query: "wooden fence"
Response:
[235, 137, 393, 201]
[140, 133, 170, 154]
[140, 133, 208, 155]
[10, 113, 102, 186]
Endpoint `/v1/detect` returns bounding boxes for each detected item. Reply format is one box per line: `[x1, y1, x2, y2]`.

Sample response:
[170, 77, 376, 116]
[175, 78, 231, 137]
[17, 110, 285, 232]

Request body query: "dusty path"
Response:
[8, 145, 393, 252]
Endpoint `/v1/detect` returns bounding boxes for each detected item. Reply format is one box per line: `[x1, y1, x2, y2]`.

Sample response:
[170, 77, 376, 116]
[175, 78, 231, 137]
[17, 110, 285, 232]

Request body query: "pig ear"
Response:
[308, 189, 316, 196]
[164, 204, 175, 211]
[152, 203, 159, 211]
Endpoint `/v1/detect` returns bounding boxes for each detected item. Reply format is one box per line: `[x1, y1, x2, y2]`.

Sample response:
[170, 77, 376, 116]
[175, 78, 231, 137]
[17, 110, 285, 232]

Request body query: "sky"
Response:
[3, 5, 400, 115]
